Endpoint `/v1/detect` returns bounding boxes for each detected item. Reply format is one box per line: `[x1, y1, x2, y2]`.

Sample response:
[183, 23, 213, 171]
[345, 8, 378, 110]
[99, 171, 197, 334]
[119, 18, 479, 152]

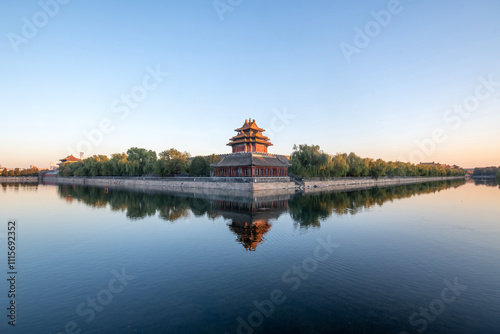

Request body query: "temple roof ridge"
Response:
[234, 118, 265, 132]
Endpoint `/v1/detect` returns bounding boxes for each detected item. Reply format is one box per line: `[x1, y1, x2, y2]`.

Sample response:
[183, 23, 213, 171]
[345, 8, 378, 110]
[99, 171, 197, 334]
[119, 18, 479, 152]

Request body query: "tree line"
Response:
[290, 144, 466, 179]
[473, 166, 500, 180]
[288, 179, 466, 228]
[1, 167, 39, 177]
[57, 179, 466, 225]
[58, 147, 221, 177]
[2, 144, 471, 179]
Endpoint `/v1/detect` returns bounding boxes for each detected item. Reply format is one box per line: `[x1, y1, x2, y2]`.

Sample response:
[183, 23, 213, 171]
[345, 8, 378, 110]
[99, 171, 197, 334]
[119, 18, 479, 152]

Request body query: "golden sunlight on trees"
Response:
[290, 144, 466, 179]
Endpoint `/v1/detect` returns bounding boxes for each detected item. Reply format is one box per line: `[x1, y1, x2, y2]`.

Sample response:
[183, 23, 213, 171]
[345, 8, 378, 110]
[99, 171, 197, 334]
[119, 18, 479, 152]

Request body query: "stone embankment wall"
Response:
[2, 176, 465, 193]
[0, 177, 38, 183]
[42, 176, 296, 191]
[302, 176, 464, 191]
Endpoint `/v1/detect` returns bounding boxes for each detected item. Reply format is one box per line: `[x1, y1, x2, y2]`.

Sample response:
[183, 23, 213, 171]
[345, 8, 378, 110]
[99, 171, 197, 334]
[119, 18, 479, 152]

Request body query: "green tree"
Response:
[21, 167, 39, 176]
[331, 153, 349, 177]
[346, 153, 365, 177]
[126, 147, 157, 176]
[290, 144, 329, 178]
[190, 156, 209, 176]
[155, 149, 190, 176]
[385, 162, 395, 177]
[109, 153, 128, 176]
[71, 161, 85, 176]
[370, 159, 386, 180]
[86, 155, 110, 176]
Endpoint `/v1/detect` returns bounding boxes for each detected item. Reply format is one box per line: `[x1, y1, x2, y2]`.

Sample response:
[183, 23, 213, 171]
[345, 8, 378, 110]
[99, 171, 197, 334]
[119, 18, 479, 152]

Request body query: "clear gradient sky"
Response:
[1, 0, 499, 169]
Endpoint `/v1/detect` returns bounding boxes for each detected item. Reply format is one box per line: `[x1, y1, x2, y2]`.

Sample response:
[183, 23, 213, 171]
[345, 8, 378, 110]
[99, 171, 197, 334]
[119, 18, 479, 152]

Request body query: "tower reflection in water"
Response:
[55, 179, 466, 251]
[216, 198, 288, 251]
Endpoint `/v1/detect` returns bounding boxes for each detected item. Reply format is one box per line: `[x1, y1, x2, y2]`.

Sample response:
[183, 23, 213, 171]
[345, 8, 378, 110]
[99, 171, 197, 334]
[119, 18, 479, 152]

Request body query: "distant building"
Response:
[57, 155, 81, 168]
[49, 162, 58, 171]
[211, 119, 290, 177]
[419, 161, 458, 169]
[45, 170, 59, 178]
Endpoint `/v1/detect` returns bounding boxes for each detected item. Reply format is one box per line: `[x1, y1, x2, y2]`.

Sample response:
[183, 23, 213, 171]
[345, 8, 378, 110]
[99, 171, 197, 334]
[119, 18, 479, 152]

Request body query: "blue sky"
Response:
[1, 0, 499, 169]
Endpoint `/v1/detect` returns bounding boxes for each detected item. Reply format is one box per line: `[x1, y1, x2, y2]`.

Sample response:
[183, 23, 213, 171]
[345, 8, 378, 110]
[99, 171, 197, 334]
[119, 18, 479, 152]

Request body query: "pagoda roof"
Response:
[230, 132, 269, 140]
[59, 155, 80, 162]
[227, 139, 273, 147]
[234, 119, 265, 132]
[228, 119, 273, 148]
[211, 153, 290, 168]
[228, 220, 272, 251]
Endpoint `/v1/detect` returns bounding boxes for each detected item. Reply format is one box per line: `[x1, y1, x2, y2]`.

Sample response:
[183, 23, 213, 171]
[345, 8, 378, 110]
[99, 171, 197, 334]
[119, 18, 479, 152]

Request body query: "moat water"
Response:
[0, 179, 499, 334]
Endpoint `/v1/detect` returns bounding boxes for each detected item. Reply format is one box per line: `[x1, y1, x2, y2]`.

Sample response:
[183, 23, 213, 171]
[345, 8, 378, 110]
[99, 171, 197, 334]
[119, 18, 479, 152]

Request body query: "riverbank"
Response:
[301, 176, 465, 192]
[39, 176, 296, 191]
[0, 176, 39, 183]
[1, 175, 466, 194]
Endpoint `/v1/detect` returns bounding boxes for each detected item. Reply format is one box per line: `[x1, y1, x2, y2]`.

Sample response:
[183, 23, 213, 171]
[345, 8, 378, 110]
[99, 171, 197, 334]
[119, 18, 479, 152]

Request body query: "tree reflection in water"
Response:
[57, 179, 466, 250]
[288, 179, 466, 229]
[470, 178, 500, 188]
[1, 182, 39, 192]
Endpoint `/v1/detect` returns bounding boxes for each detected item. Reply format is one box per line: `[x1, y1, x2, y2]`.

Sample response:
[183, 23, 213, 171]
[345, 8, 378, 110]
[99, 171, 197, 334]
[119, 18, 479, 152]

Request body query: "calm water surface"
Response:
[0, 180, 499, 334]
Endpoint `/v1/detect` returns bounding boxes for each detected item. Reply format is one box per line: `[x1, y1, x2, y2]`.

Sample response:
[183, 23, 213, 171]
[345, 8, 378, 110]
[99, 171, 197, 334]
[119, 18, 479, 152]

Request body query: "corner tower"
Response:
[227, 119, 273, 153]
[212, 119, 290, 177]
